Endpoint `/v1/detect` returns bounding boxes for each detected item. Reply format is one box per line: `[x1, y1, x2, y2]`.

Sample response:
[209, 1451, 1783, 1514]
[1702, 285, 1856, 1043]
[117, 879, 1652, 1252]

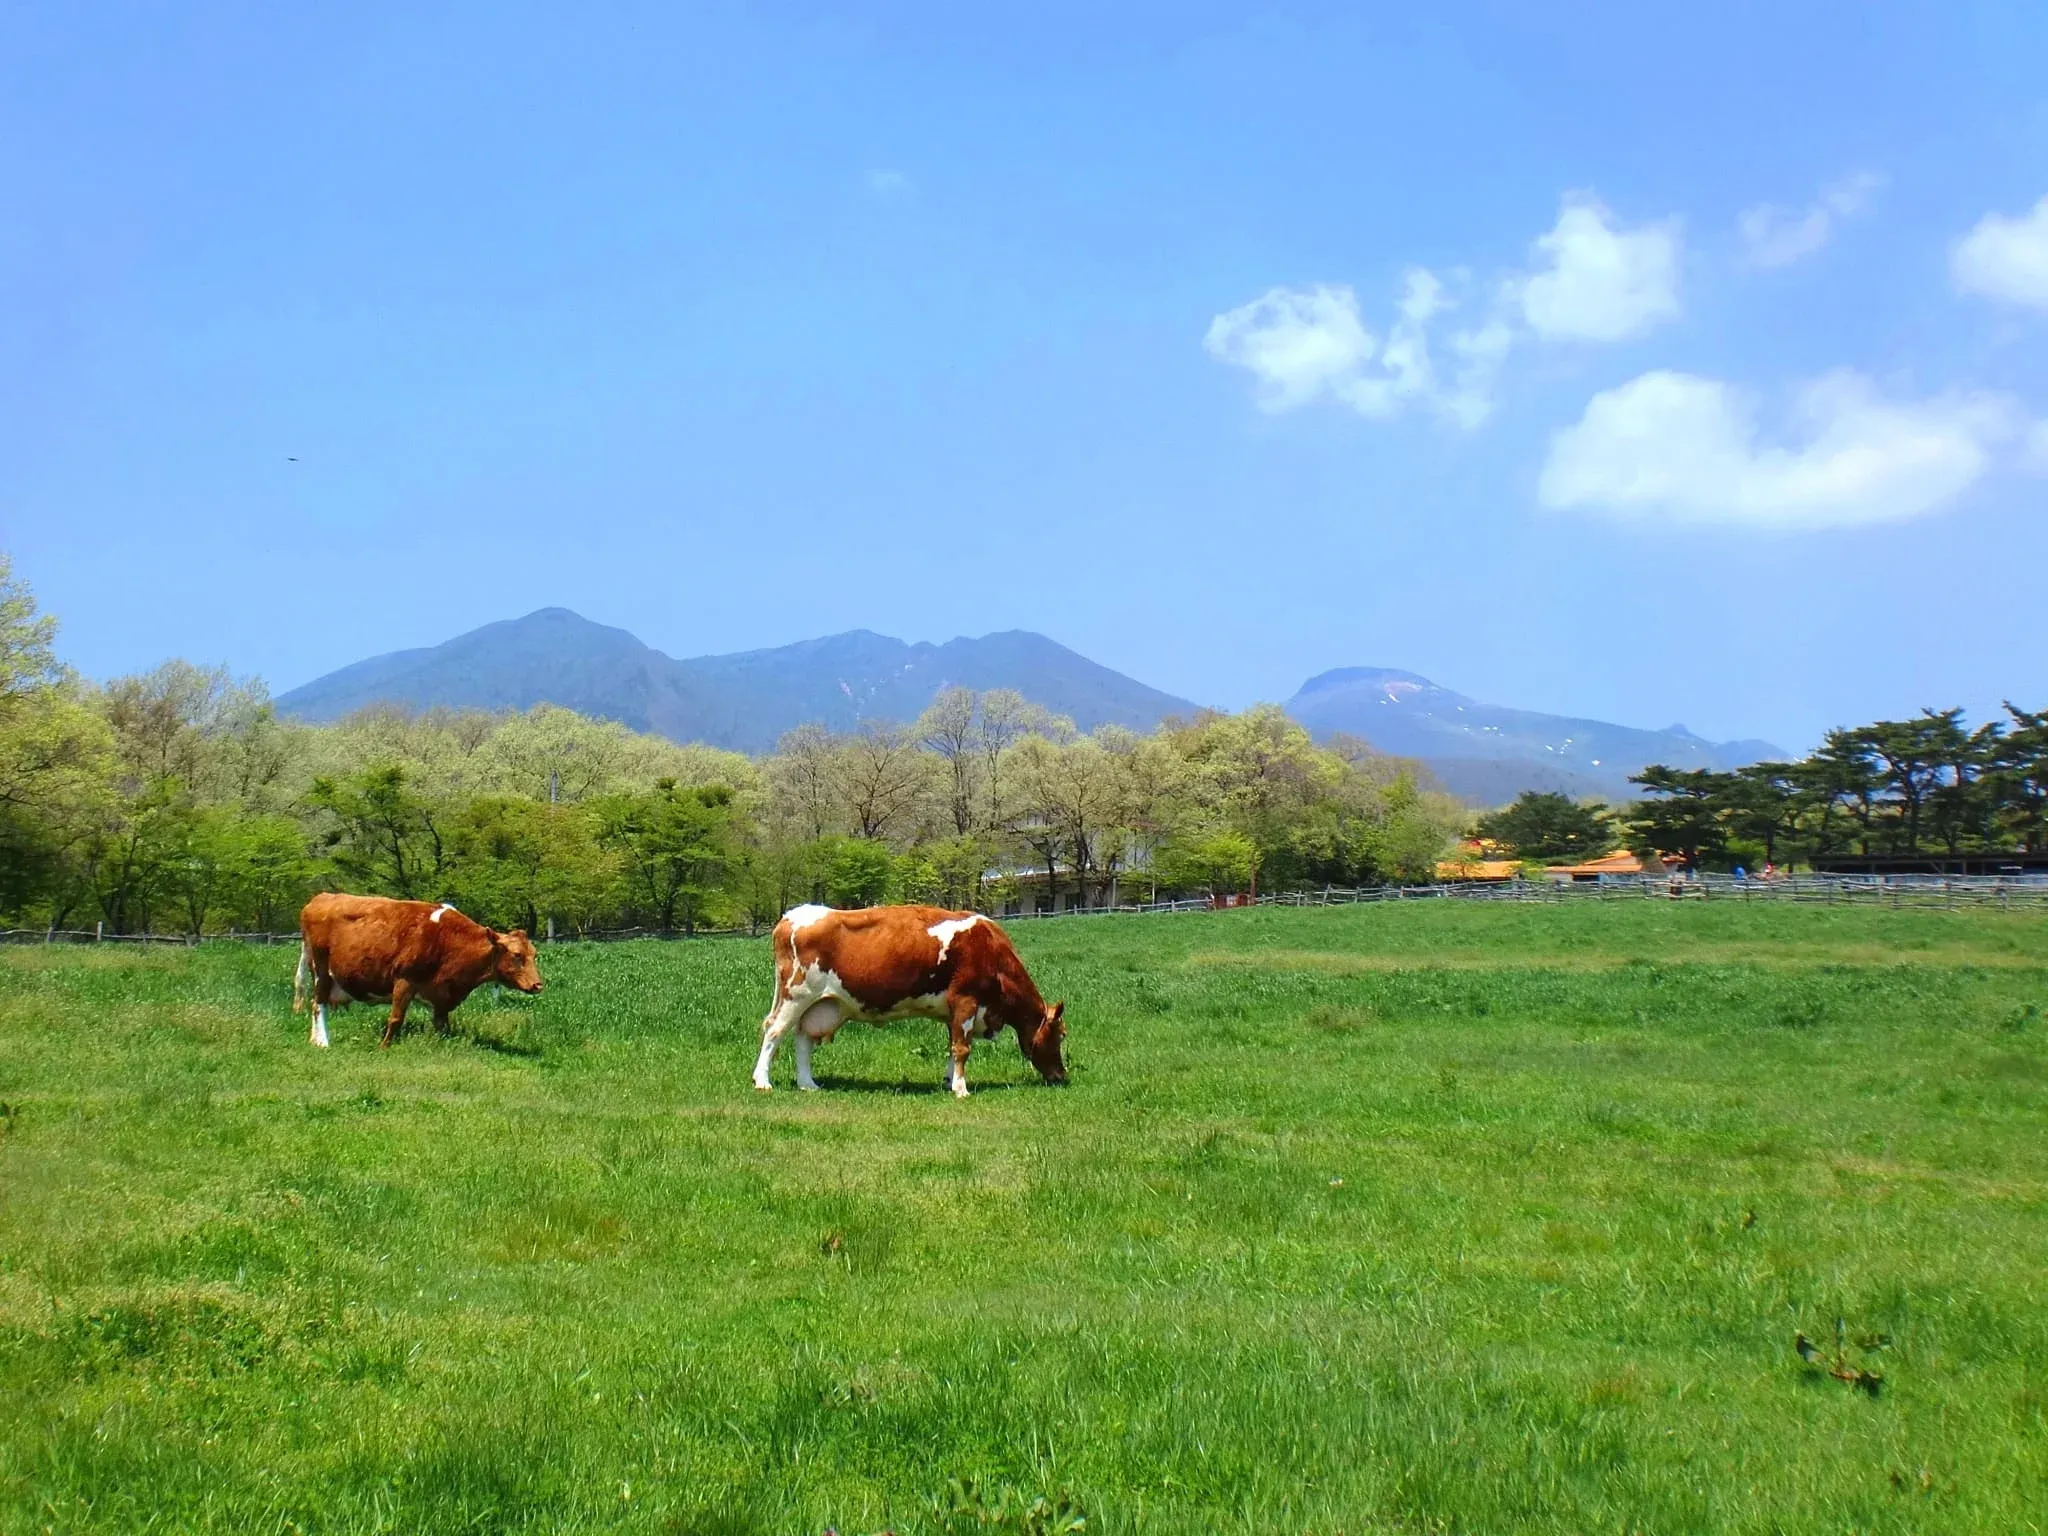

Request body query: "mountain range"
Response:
[274, 608, 1195, 751]
[275, 608, 1783, 803]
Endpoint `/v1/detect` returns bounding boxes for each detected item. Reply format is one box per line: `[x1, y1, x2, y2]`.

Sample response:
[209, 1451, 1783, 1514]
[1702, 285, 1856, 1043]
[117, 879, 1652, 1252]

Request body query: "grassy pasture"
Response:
[1, 901, 2045, 1534]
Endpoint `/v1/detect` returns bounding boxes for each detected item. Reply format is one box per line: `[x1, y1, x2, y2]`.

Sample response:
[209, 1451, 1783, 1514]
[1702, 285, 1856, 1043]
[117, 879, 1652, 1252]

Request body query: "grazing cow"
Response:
[293, 893, 542, 1048]
[753, 904, 1066, 1098]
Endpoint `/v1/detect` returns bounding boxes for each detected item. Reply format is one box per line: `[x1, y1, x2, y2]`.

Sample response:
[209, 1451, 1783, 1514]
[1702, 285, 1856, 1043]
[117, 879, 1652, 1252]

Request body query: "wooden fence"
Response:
[6, 871, 2045, 950]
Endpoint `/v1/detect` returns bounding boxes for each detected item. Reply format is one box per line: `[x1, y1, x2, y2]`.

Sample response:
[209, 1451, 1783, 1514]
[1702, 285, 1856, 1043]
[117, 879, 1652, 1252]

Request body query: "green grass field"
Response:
[3, 901, 2045, 1534]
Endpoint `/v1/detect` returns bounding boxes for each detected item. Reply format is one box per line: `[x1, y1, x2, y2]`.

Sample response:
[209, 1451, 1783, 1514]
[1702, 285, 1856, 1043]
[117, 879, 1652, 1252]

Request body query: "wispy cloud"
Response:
[864, 168, 913, 197]
[1737, 172, 1885, 269]
[1952, 193, 2048, 312]
[1203, 270, 1506, 429]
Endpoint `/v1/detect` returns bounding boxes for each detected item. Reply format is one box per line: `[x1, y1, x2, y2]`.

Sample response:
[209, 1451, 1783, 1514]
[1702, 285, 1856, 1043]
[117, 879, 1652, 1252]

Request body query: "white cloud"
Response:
[1952, 195, 2048, 311]
[1203, 284, 1376, 413]
[864, 168, 913, 196]
[1738, 171, 1885, 268]
[1538, 369, 2016, 529]
[1209, 190, 1695, 428]
[1204, 271, 1501, 426]
[1508, 194, 1682, 342]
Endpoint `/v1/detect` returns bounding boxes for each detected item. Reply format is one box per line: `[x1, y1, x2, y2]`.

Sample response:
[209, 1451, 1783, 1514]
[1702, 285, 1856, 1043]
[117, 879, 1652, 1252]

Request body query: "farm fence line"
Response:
[6, 871, 2046, 950]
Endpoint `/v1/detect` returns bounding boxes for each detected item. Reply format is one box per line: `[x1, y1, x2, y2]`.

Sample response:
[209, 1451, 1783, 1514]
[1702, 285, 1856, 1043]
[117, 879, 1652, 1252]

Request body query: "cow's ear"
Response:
[509, 928, 528, 941]
[1049, 1001, 1065, 1026]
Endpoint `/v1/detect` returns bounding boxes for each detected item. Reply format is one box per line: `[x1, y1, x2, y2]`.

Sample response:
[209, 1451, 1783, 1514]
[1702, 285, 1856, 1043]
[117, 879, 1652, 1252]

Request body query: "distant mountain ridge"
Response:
[276, 608, 1198, 753]
[1284, 666, 1782, 803]
[276, 610, 1783, 803]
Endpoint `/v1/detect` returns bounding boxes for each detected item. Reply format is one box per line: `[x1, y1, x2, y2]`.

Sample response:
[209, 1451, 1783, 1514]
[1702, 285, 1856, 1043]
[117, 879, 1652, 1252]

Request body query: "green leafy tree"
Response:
[1155, 830, 1256, 896]
[1722, 765, 1806, 866]
[452, 796, 618, 935]
[900, 834, 990, 911]
[231, 813, 321, 932]
[1987, 703, 2048, 853]
[1854, 712, 1968, 853]
[598, 780, 738, 933]
[1792, 733, 1881, 856]
[1473, 792, 1614, 860]
[0, 559, 112, 923]
[308, 763, 452, 899]
[819, 835, 895, 908]
[160, 805, 247, 937]
[1626, 766, 1734, 868]
[1365, 771, 1465, 883]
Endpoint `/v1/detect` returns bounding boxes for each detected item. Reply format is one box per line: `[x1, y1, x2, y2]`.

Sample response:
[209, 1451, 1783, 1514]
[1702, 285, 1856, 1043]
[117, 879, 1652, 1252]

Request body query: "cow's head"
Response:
[1018, 1000, 1066, 1084]
[491, 929, 544, 994]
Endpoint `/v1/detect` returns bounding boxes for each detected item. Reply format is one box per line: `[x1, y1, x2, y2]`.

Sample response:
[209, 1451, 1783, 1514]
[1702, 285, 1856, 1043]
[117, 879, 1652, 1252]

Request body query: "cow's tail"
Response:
[292, 942, 310, 1014]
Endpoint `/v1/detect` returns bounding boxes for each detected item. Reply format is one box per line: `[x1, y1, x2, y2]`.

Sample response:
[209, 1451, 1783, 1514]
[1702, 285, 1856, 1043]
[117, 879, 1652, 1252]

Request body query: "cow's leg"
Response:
[309, 959, 333, 1049]
[945, 998, 977, 1100]
[752, 993, 802, 1091]
[431, 1003, 453, 1036]
[381, 980, 414, 1049]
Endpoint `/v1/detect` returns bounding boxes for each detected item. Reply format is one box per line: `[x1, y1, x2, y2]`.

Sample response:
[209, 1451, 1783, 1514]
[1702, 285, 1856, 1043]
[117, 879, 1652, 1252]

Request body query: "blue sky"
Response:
[4, 1, 2046, 753]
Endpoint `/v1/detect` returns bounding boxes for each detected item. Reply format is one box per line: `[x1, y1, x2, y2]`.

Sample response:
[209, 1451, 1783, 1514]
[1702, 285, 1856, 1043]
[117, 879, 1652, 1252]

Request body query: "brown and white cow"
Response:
[294, 892, 542, 1048]
[753, 904, 1065, 1098]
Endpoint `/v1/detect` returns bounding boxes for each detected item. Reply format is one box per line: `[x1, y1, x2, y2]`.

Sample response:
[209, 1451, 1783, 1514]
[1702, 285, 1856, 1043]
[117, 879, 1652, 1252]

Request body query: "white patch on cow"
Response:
[429, 903, 454, 924]
[310, 1003, 330, 1048]
[927, 913, 982, 962]
[948, 1057, 970, 1099]
[971, 1005, 998, 1039]
[781, 905, 833, 993]
[793, 1031, 821, 1091]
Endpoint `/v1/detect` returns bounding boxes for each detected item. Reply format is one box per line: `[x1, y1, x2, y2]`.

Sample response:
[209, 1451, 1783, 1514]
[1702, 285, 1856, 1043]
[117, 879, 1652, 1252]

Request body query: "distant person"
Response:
[1734, 865, 1747, 881]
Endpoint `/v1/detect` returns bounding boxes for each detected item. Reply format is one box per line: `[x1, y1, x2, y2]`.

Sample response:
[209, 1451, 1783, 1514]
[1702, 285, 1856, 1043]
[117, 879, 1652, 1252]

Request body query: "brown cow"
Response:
[752, 903, 1065, 1097]
[294, 893, 542, 1048]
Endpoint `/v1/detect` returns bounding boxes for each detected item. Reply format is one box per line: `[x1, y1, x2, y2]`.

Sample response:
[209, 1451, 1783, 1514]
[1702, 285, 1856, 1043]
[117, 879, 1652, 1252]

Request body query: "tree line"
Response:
[0, 558, 1464, 937]
[1474, 710, 2048, 868]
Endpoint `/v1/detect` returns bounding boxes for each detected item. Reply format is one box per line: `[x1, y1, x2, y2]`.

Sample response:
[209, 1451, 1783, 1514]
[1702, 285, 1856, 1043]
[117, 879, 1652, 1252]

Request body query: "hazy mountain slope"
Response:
[276, 609, 1198, 751]
[278, 613, 1780, 802]
[1286, 667, 1782, 803]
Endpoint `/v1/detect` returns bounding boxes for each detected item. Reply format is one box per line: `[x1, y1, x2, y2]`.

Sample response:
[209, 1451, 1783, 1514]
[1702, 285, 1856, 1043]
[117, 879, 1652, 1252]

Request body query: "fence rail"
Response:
[1001, 872, 2048, 918]
[7, 872, 2045, 950]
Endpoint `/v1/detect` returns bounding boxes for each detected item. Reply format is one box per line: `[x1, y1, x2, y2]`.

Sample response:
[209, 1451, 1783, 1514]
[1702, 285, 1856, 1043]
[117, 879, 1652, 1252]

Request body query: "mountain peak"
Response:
[1295, 666, 1440, 698]
[1285, 668, 1782, 803]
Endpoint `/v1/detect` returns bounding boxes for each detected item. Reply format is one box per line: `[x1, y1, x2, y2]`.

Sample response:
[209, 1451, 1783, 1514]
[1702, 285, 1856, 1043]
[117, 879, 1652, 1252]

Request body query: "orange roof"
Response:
[1545, 849, 1663, 877]
[1437, 857, 1523, 881]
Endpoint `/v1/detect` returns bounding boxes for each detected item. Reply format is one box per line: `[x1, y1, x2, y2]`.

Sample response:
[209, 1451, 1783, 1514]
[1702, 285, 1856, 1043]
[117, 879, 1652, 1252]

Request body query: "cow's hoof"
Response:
[797, 1081, 820, 1092]
[752, 1082, 773, 1093]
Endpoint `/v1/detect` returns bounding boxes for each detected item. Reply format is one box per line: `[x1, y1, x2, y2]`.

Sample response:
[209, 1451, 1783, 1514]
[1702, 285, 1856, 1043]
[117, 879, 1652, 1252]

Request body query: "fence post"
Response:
[95, 921, 103, 943]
